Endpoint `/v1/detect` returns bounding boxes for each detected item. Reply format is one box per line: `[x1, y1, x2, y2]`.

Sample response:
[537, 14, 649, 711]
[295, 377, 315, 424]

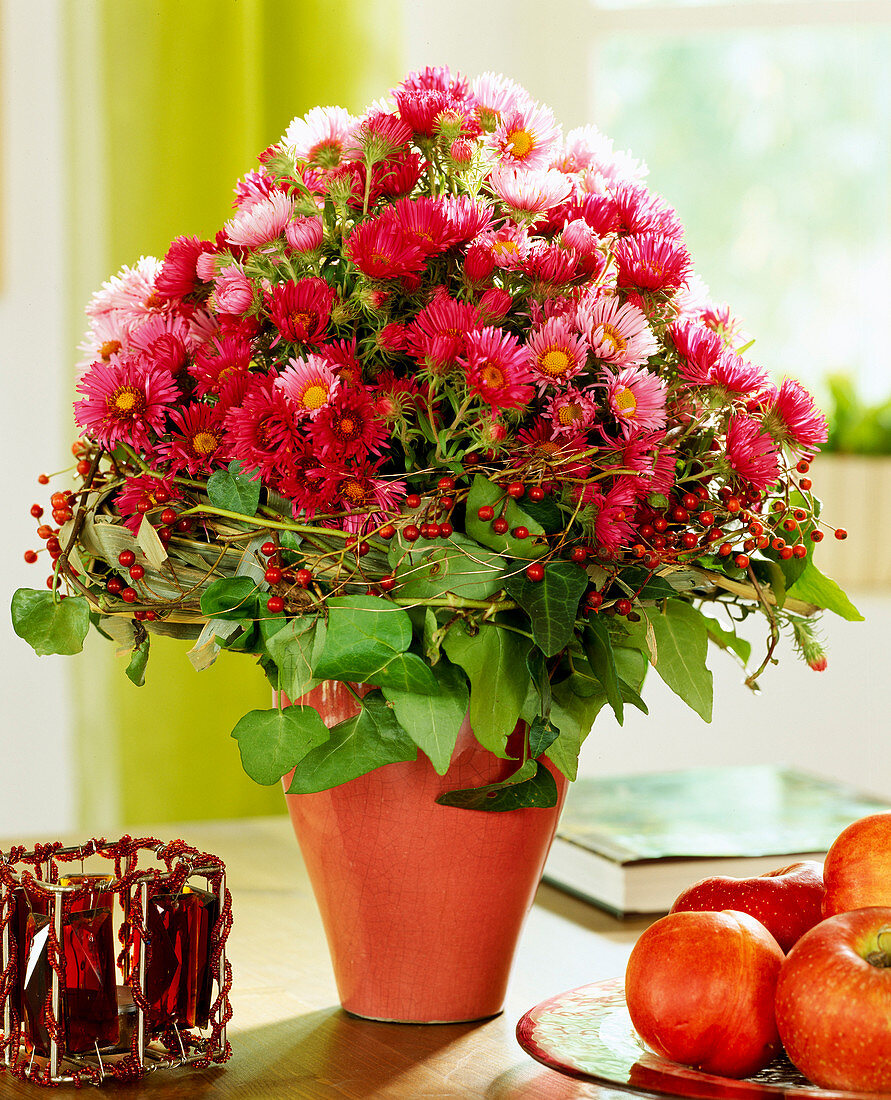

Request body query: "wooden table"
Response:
[0, 817, 654, 1099]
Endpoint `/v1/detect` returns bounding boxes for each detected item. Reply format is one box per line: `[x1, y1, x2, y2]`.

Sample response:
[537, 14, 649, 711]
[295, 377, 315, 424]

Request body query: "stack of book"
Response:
[543, 765, 891, 917]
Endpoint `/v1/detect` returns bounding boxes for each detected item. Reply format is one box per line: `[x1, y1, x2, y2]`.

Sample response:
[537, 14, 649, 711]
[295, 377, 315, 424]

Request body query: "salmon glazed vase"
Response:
[12, 66, 859, 1022]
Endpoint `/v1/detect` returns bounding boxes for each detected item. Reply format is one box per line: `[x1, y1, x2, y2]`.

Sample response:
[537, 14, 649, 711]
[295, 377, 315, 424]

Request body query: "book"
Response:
[542, 765, 891, 917]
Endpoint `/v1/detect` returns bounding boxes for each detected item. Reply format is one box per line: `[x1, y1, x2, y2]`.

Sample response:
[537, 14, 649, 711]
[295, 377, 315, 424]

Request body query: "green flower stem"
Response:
[176, 504, 352, 539]
[391, 595, 518, 612]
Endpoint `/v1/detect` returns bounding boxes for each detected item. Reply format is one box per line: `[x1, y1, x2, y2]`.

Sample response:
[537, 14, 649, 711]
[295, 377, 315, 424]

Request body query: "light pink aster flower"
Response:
[526, 317, 588, 391]
[762, 379, 829, 452]
[725, 414, 781, 490]
[461, 327, 534, 410]
[84, 256, 163, 327]
[233, 168, 275, 212]
[555, 125, 647, 184]
[225, 190, 295, 248]
[74, 355, 179, 451]
[473, 224, 530, 270]
[605, 366, 668, 437]
[471, 72, 530, 131]
[580, 296, 658, 368]
[488, 100, 561, 171]
[545, 387, 597, 436]
[212, 265, 255, 314]
[487, 165, 572, 215]
[275, 354, 340, 419]
[283, 105, 356, 168]
[286, 216, 324, 252]
[76, 313, 132, 380]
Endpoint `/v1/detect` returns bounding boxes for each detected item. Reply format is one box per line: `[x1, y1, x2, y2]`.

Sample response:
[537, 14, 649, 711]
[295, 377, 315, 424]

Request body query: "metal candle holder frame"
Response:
[0, 836, 232, 1086]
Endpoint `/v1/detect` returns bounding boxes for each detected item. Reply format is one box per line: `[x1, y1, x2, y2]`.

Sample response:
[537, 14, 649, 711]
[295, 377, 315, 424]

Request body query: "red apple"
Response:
[775, 906, 891, 1091]
[624, 909, 785, 1077]
[669, 861, 825, 952]
[822, 811, 891, 917]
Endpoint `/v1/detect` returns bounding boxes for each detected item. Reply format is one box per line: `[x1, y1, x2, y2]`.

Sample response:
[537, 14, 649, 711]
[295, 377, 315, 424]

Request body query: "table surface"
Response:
[0, 816, 655, 1100]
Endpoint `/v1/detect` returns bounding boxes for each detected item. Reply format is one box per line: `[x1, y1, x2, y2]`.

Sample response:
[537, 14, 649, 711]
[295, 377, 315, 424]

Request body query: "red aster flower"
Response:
[406, 292, 482, 364]
[710, 353, 771, 399]
[326, 459, 407, 534]
[669, 319, 725, 385]
[368, 151, 425, 201]
[165, 402, 230, 476]
[344, 215, 426, 280]
[522, 240, 578, 286]
[461, 327, 533, 410]
[390, 196, 451, 257]
[402, 65, 471, 98]
[266, 277, 335, 345]
[762, 379, 829, 452]
[224, 374, 301, 481]
[394, 87, 451, 136]
[611, 183, 685, 241]
[276, 442, 337, 521]
[74, 355, 179, 451]
[189, 334, 253, 398]
[725, 414, 781, 491]
[320, 338, 364, 386]
[512, 422, 590, 486]
[441, 196, 494, 245]
[309, 387, 389, 460]
[155, 235, 213, 300]
[614, 233, 692, 293]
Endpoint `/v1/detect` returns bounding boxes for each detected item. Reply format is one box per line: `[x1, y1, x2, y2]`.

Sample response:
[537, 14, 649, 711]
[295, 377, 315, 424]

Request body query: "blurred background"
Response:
[2, 0, 889, 837]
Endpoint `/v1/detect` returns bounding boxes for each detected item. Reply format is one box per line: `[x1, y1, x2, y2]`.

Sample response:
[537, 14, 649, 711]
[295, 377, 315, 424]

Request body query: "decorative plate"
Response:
[516, 978, 881, 1100]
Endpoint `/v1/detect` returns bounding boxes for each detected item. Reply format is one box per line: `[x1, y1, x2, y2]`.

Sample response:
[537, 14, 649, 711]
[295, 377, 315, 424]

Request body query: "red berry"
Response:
[616, 599, 633, 616]
[834, 528, 848, 541]
[133, 609, 148, 621]
[734, 554, 750, 569]
[24, 549, 38, 563]
[439, 521, 454, 538]
[463, 453, 480, 467]
[37, 474, 50, 485]
[118, 550, 136, 568]
[682, 493, 699, 511]
[160, 508, 177, 525]
[46, 575, 58, 589]
[76, 459, 90, 476]
[261, 541, 277, 557]
[681, 532, 698, 549]
[154, 486, 171, 503]
[437, 476, 456, 492]
[779, 546, 794, 560]
[403, 524, 421, 542]
[52, 509, 71, 525]
[811, 530, 824, 543]
[570, 547, 588, 563]
[477, 505, 495, 521]
[266, 596, 285, 614]
[128, 564, 145, 581]
[756, 535, 770, 549]
[797, 459, 811, 473]
[507, 482, 525, 499]
[528, 486, 545, 501]
[743, 538, 756, 552]
[586, 590, 603, 608]
[37, 525, 53, 540]
[145, 610, 157, 621]
[379, 575, 397, 592]
[357, 540, 370, 556]
[718, 542, 733, 557]
[121, 587, 137, 603]
[264, 567, 282, 584]
[378, 523, 396, 539]
[671, 507, 688, 523]
[639, 524, 655, 540]
[107, 577, 123, 594]
[632, 544, 646, 558]
[782, 518, 797, 532]
[157, 527, 172, 543]
[726, 497, 741, 514]
[772, 537, 786, 551]
[295, 568, 313, 587]
[50, 492, 67, 509]
[493, 517, 509, 534]
[136, 500, 153, 514]
[525, 562, 544, 581]
[513, 526, 529, 540]
[30, 504, 44, 519]
[45, 537, 61, 554]
[749, 521, 764, 537]
[699, 511, 715, 527]
[653, 517, 669, 533]
[799, 478, 812, 491]
[793, 544, 808, 559]
[405, 493, 422, 509]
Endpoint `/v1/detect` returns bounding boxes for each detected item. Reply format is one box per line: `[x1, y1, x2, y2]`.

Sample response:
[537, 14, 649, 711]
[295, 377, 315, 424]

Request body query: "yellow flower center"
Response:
[507, 128, 534, 159]
[557, 403, 582, 427]
[480, 363, 506, 389]
[111, 386, 144, 415]
[338, 476, 367, 506]
[299, 382, 329, 411]
[335, 414, 359, 439]
[538, 348, 571, 379]
[192, 430, 220, 456]
[613, 386, 637, 415]
[492, 239, 518, 258]
[291, 309, 315, 332]
[598, 324, 628, 356]
[99, 339, 122, 360]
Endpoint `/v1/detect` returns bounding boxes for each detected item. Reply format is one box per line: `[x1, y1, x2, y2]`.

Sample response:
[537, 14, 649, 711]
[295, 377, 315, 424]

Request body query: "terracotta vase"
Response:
[281, 681, 568, 1023]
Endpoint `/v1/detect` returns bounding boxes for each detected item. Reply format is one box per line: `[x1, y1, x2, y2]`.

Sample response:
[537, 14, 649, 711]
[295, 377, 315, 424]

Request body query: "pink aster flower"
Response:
[345, 111, 414, 162]
[670, 319, 725, 385]
[522, 240, 578, 287]
[155, 235, 212, 300]
[440, 195, 494, 245]
[164, 403, 230, 476]
[266, 277, 335, 345]
[526, 316, 588, 390]
[614, 232, 692, 292]
[128, 312, 194, 378]
[545, 386, 597, 436]
[725, 414, 781, 490]
[590, 479, 638, 552]
[390, 196, 452, 257]
[283, 105, 356, 168]
[309, 387, 389, 461]
[474, 224, 530, 270]
[276, 354, 340, 419]
[580, 296, 658, 368]
[710, 353, 771, 399]
[327, 460, 407, 535]
[471, 72, 531, 132]
[285, 216, 324, 253]
[116, 474, 181, 535]
[84, 256, 163, 328]
[74, 356, 179, 451]
[487, 165, 573, 215]
[611, 184, 685, 242]
[212, 264, 255, 314]
[233, 168, 275, 212]
[224, 190, 294, 248]
[556, 125, 647, 184]
[477, 287, 514, 323]
[762, 379, 829, 452]
[488, 100, 562, 170]
[394, 87, 453, 137]
[189, 334, 253, 398]
[461, 327, 533, 410]
[344, 215, 426, 280]
[605, 366, 668, 437]
[76, 313, 131, 380]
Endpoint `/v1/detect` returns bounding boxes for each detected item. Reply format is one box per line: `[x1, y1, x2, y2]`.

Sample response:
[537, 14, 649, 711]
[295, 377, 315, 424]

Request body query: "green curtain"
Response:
[64, 0, 403, 828]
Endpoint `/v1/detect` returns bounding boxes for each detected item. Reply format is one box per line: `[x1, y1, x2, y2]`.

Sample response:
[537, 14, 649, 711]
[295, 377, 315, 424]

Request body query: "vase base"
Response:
[342, 1007, 504, 1026]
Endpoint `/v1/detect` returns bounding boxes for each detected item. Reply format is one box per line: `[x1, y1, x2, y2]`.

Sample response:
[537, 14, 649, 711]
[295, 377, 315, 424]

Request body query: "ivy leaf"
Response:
[435, 760, 558, 811]
[786, 563, 864, 622]
[644, 602, 713, 721]
[11, 591, 91, 656]
[382, 659, 469, 775]
[464, 474, 547, 558]
[526, 649, 551, 717]
[200, 577, 260, 620]
[207, 460, 261, 517]
[264, 617, 322, 701]
[125, 635, 150, 687]
[442, 619, 530, 757]
[582, 618, 623, 725]
[286, 690, 417, 793]
[703, 613, 752, 664]
[231, 704, 331, 785]
[392, 534, 506, 601]
[528, 715, 560, 759]
[504, 561, 588, 657]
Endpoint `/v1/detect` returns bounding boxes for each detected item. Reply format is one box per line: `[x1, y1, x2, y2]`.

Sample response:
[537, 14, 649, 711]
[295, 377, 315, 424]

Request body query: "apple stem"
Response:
[867, 927, 891, 968]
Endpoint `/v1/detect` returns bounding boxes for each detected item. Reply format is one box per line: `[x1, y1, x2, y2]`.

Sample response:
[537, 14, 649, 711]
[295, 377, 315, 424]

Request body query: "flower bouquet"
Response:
[10, 65, 860, 1021]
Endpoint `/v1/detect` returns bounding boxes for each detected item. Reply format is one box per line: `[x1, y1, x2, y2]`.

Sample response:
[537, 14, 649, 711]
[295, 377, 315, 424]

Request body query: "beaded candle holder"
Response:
[0, 836, 232, 1086]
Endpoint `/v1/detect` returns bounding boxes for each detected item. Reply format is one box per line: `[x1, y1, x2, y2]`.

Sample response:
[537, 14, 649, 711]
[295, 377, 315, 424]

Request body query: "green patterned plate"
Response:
[516, 978, 881, 1099]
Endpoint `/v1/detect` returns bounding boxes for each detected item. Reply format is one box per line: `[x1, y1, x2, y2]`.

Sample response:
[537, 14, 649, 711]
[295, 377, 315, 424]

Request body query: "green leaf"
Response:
[264, 617, 322, 701]
[125, 636, 150, 687]
[528, 715, 560, 759]
[231, 705, 331, 785]
[375, 651, 440, 693]
[392, 534, 506, 600]
[526, 649, 551, 717]
[435, 760, 558, 811]
[382, 659, 468, 774]
[703, 613, 752, 664]
[464, 474, 547, 558]
[504, 561, 588, 657]
[11, 591, 91, 656]
[547, 672, 608, 781]
[753, 559, 787, 610]
[582, 618, 623, 725]
[787, 563, 864, 622]
[442, 620, 530, 757]
[644, 602, 713, 721]
[200, 577, 260, 620]
[207, 460, 261, 517]
[286, 690, 417, 793]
